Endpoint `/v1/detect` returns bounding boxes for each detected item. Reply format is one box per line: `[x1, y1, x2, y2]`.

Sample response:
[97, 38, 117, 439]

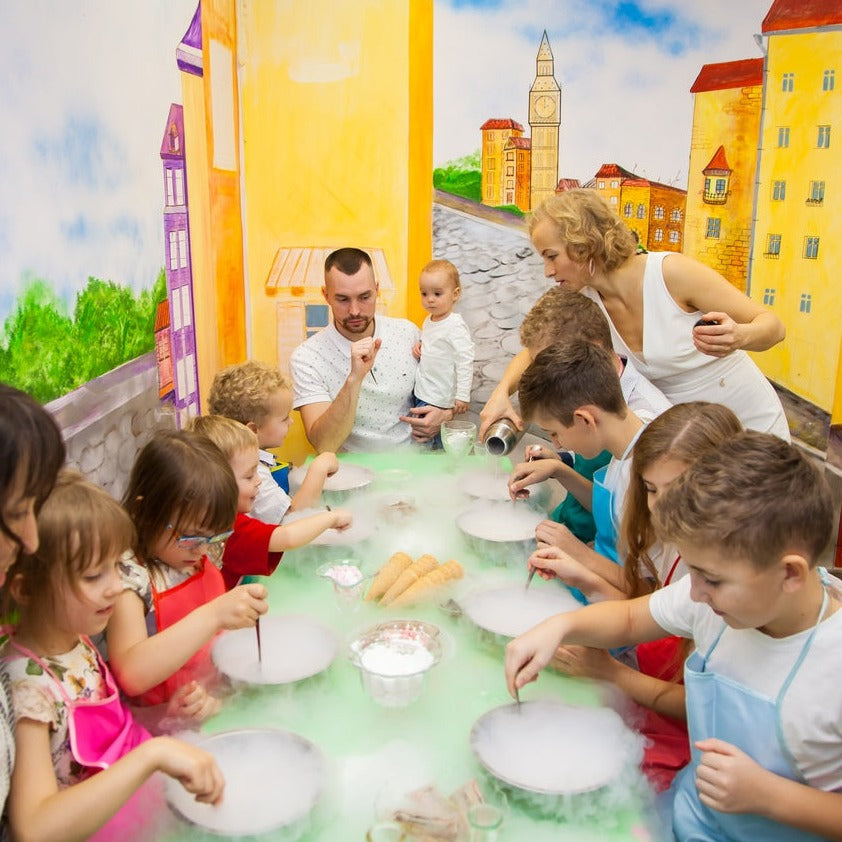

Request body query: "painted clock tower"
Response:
[529, 31, 561, 211]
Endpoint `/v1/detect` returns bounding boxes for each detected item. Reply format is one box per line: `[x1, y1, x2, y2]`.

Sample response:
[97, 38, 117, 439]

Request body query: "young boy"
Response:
[412, 260, 475, 427]
[189, 416, 352, 590]
[209, 360, 338, 524]
[507, 432, 842, 841]
[517, 287, 670, 546]
[508, 339, 647, 601]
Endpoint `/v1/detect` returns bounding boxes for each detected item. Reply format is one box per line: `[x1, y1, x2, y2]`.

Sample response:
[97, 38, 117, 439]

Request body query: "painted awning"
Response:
[264, 247, 394, 296]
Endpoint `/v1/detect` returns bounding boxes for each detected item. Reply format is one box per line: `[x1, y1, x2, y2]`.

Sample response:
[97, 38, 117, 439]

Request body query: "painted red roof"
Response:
[480, 118, 525, 131]
[595, 163, 641, 180]
[704, 145, 731, 173]
[505, 137, 532, 150]
[555, 178, 581, 192]
[691, 59, 763, 93]
[154, 299, 170, 332]
[623, 178, 650, 186]
[763, 0, 842, 32]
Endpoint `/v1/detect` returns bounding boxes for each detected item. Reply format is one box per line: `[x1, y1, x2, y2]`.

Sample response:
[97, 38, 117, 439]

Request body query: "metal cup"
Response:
[483, 418, 522, 457]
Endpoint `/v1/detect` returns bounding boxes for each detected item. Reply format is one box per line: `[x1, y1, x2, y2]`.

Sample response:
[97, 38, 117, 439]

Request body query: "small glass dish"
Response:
[316, 559, 370, 611]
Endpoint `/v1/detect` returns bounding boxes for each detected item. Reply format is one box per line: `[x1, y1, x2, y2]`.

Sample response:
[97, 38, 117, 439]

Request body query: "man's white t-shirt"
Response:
[290, 316, 419, 452]
[650, 573, 842, 790]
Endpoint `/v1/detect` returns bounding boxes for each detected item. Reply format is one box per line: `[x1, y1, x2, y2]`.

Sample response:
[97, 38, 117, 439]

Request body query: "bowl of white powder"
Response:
[349, 620, 442, 708]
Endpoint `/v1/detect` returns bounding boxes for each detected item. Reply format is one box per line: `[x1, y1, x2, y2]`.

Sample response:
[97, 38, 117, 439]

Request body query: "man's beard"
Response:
[340, 315, 373, 334]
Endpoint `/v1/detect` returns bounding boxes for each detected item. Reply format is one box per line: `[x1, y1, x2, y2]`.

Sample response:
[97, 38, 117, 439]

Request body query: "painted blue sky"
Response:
[434, 0, 774, 183]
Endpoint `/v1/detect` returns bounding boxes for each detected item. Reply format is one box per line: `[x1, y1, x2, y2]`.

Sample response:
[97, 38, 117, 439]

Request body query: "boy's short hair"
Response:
[519, 287, 612, 354]
[518, 339, 626, 426]
[324, 247, 372, 277]
[654, 431, 833, 569]
[421, 259, 460, 290]
[188, 415, 258, 462]
[209, 360, 290, 427]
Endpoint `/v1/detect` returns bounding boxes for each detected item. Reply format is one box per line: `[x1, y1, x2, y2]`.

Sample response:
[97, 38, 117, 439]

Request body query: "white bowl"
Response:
[349, 620, 442, 708]
[456, 501, 543, 567]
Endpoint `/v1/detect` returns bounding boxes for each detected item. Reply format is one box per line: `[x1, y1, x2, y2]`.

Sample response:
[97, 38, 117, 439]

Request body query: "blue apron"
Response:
[672, 580, 831, 842]
[592, 424, 646, 563]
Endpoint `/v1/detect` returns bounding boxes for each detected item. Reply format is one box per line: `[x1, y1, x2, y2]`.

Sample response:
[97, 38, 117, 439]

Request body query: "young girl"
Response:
[1, 470, 224, 842]
[0, 384, 66, 821]
[106, 430, 268, 714]
[528, 401, 742, 790]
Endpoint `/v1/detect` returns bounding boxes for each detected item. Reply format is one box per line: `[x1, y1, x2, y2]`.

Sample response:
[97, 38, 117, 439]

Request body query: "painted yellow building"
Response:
[684, 59, 764, 292]
[480, 118, 524, 207]
[747, 1, 842, 417]
[529, 31, 561, 211]
[179, 0, 433, 461]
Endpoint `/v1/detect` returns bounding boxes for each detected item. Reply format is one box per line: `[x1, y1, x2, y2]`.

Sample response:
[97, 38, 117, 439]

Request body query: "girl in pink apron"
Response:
[532, 402, 742, 791]
[107, 430, 267, 716]
[0, 471, 224, 841]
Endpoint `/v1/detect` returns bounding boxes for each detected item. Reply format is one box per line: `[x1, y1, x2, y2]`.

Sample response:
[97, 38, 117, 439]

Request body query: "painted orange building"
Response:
[480, 119, 524, 207]
[503, 136, 531, 211]
[684, 59, 764, 292]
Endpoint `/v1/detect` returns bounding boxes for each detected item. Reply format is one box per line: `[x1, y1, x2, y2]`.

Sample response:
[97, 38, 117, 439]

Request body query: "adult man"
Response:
[290, 247, 450, 452]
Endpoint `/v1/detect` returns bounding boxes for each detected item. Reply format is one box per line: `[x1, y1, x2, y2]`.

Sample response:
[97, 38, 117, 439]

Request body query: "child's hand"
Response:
[412, 341, 422, 360]
[504, 617, 563, 697]
[508, 459, 559, 500]
[167, 681, 222, 723]
[212, 583, 268, 630]
[550, 644, 615, 681]
[527, 545, 591, 590]
[695, 738, 771, 815]
[151, 736, 226, 805]
[311, 451, 339, 478]
[453, 400, 469, 415]
[523, 443, 558, 462]
[329, 509, 353, 531]
[534, 521, 589, 558]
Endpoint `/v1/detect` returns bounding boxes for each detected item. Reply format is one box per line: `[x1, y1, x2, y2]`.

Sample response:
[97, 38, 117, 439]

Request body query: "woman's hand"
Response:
[692, 312, 746, 358]
[479, 394, 522, 441]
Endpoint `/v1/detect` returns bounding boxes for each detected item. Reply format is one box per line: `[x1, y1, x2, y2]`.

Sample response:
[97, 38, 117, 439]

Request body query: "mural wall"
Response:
[2, 1, 841, 475]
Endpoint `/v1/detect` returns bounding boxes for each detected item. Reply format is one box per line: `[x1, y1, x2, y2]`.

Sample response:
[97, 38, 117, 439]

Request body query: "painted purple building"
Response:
[160, 102, 200, 426]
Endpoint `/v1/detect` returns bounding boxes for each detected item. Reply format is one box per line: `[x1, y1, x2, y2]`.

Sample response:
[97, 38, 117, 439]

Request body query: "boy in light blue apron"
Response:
[507, 340, 648, 602]
[506, 431, 842, 841]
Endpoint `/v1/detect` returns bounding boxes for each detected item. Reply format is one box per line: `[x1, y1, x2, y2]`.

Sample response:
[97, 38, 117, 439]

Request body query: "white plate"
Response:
[212, 615, 338, 685]
[458, 467, 548, 503]
[471, 701, 639, 795]
[460, 584, 580, 639]
[456, 502, 543, 543]
[166, 728, 326, 835]
[289, 462, 375, 493]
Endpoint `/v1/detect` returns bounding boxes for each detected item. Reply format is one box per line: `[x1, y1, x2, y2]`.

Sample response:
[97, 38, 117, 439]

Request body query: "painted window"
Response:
[670, 208, 682, 222]
[804, 237, 820, 259]
[715, 178, 726, 194]
[799, 293, 812, 314]
[180, 286, 192, 327]
[781, 72, 794, 92]
[808, 181, 825, 203]
[705, 218, 720, 239]
[611, 180, 619, 188]
[777, 127, 790, 148]
[177, 230, 187, 269]
[623, 202, 632, 217]
[174, 169, 184, 205]
[668, 230, 680, 244]
[772, 180, 786, 201]
[636, 204, 646, 219]
[817, 125, 831, 148]
[763, 288, 776, 306]
[165, 170, 175, 206]
[168, 231, 178, 270]
[506, 166, 514, 176]
[609, 196, 617, 205]
[654, 206, 664, 219]
[171, 287, 182, 331]
[598, 181, 605, 189]
[766, 234, 781, 256]
[654, 229, 663, 242]
[824, 69, 835, 91]
[185, 353, 197, 397]
[305, 303, 330, 339]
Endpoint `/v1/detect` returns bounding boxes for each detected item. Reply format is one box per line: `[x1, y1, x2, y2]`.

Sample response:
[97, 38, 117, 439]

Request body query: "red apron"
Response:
[634, 555, 691, 791]
[8, 637, 161, 841]
[137, 557, 225, 706]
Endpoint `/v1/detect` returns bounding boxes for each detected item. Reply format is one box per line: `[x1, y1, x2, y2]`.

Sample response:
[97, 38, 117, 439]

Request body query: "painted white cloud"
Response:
[0, 0, 197, 321]
[434, 0, 773, 185]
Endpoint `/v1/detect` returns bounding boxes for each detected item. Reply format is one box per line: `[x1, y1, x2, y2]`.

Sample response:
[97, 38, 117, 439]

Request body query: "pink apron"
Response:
[9, 637, 161, 841]
[138, 556, 225, 706]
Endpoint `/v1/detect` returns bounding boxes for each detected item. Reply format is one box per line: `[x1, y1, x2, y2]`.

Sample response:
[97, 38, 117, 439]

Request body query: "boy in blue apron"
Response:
[506, 431, 842, 841]
[209, 360, 338, 523]
[507, 340, 649, 602]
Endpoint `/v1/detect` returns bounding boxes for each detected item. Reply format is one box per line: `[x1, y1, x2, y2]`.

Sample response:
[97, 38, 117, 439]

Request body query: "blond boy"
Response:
[209, 360, 338, 524]
[189, 416, 351, 590]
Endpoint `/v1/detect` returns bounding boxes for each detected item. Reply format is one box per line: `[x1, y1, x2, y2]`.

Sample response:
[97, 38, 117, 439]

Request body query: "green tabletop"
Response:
[161, 449, 663, 841]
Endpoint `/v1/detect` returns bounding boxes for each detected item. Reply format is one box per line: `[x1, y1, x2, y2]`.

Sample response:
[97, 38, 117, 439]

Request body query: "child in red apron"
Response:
[0, 471, 224, 841]
[530, 402, 742, 791]
[107, 430, 268, 718]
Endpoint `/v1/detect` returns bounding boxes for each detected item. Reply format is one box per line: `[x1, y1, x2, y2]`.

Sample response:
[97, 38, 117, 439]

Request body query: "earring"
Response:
[588, 258, 595, 278]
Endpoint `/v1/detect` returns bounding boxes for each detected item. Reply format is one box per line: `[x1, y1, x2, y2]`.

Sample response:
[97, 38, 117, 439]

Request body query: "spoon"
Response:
[256, 617, 263, 671]
[524, 566, 536, 591]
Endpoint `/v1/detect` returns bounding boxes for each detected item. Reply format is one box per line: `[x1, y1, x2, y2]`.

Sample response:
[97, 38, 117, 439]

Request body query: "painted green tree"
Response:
[433, 150, 524, 217]
[0, 270, 167, 403]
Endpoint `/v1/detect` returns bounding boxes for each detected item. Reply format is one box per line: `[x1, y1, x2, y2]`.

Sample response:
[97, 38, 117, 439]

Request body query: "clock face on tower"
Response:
[534, 94, 556, 119]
